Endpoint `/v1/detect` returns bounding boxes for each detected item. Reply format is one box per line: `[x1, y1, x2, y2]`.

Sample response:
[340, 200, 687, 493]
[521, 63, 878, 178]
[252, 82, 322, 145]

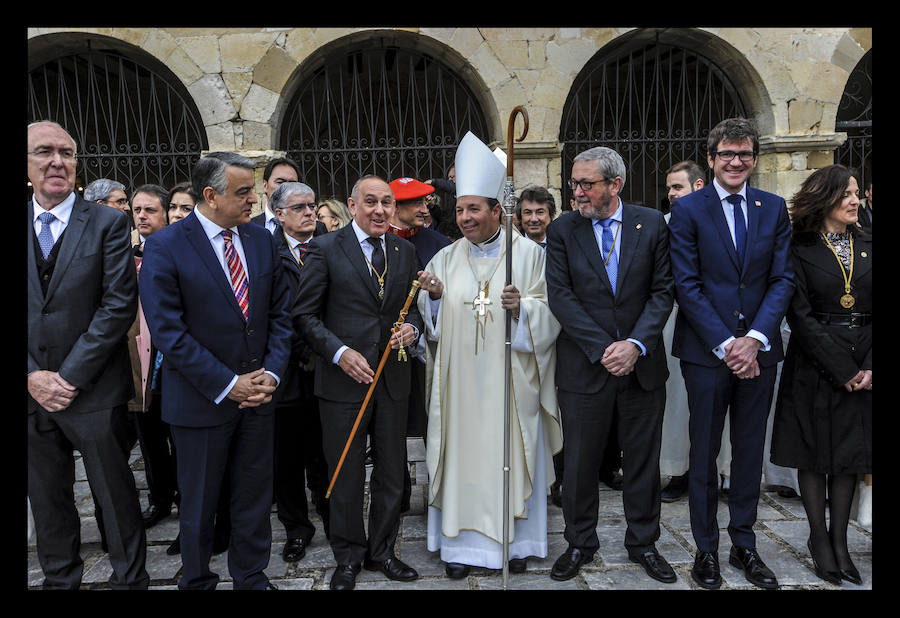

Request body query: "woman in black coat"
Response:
[771, 164, 871, 586]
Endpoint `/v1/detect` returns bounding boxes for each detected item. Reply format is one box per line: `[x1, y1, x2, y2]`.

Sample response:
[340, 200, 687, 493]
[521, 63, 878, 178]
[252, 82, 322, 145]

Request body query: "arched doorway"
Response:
[280, 33, 490, 203]
[560, 32, 747, 212]
[835, 49, 872, 188]
[27, 35, 208, 194]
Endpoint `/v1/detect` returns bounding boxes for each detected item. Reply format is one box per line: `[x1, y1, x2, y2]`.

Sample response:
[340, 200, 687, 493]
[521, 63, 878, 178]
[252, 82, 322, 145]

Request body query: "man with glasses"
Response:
[545, 146, 675, 584]
[84, 177, 132, 222]
[668, 117, 794, 589]
[27, 121, 148, 589]
[270, 182, 331, 564]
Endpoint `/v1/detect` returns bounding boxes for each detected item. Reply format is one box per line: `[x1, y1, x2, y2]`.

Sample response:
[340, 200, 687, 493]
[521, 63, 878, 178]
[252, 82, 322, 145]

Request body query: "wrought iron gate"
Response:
[560, 39, 746, 211]
[27, 43, 207, 192]
[835, 49, 872, 189]
[281, 43, 489, 203]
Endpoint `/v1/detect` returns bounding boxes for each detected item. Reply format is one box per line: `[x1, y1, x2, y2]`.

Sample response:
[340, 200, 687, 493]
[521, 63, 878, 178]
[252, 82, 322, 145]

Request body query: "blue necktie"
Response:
[726, 194, 746, 262]
[37, 212, 56, 259]
[599, 218, 618, 295]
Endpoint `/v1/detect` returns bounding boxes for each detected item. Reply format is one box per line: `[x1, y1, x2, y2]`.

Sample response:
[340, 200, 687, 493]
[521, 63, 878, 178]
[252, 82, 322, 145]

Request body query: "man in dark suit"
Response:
[269, 181, 331, 563]
[293, 174, 423, 591]
[27, 121, 149, 589]
[545, 146, 675, 584]
[139, 152, 293, 590]
[856, 177, 872, 233]
[668, 117, 795, 590]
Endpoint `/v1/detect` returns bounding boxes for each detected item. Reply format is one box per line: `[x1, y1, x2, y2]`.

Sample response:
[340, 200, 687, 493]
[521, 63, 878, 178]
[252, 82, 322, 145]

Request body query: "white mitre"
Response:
[454, 131, 507, 201]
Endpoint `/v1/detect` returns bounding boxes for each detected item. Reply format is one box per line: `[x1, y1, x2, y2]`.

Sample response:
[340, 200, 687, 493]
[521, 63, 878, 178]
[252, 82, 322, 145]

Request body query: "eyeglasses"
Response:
[27, 148, 76, 162]
[712, 150, 756, 163]
[284, 202, 317, 212]
[102, 198, 130, 206]
[568, 178, 612, 192]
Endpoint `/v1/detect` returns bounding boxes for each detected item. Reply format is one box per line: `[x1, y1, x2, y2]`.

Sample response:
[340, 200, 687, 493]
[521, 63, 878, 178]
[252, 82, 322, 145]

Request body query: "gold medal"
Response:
[821, 233, 856, 311]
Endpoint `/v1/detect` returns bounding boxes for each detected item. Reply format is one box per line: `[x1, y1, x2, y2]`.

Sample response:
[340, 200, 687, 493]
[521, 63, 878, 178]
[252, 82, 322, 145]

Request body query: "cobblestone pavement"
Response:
[27, 439, 872, 590]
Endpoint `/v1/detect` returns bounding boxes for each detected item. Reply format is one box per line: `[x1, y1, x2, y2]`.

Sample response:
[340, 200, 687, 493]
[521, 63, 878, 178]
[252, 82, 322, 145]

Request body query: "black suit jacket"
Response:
[545, 204, 674, 394]
[292, 224, 423, 403]
[27, 196, 138, 414]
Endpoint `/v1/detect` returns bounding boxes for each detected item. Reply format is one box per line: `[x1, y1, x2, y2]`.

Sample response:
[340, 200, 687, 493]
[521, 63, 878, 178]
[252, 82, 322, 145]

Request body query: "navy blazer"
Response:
[546, 204, 674, 394]
[668, 183, 795, 368]
[138, 211, 293, 427]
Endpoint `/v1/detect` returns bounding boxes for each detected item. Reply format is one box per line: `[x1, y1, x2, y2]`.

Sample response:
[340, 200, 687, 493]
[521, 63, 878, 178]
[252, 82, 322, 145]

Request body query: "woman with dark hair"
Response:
[166, 181, 197, 224]
[770, 164, 871, 586]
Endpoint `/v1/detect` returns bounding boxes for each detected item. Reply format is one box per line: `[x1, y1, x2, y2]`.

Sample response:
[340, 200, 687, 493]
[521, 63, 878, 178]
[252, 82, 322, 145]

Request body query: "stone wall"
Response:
[27, 27, 871, 212]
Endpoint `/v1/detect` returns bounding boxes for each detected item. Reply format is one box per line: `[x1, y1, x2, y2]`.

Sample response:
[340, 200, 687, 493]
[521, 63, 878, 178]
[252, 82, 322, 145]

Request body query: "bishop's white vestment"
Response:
[420, 228, 562, 568]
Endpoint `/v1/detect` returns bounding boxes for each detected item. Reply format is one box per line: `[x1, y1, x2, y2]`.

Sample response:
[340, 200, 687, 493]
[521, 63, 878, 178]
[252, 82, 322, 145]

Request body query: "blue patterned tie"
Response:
[599, 218, 618, 295]
[37, 212, 56, 259]
[726, 194, 746, 262]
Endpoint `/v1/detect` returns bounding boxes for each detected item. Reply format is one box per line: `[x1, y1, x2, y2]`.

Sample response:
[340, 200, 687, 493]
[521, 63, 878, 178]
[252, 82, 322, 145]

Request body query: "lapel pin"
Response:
[861, 251, 868, 258]
[636, 223, 642, 229]
[755, 201, 761, 207]
[394, 246, 399, 252]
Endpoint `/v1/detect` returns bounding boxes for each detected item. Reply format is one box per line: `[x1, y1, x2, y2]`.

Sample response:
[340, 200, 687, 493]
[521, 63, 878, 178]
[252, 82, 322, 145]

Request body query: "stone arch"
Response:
[274, 29, 495, 202]
[27, 31, 209, 190]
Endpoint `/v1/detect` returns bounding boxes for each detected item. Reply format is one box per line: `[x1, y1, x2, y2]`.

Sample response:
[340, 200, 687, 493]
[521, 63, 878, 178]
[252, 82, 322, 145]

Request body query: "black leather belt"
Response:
[811, 312, 871, 328]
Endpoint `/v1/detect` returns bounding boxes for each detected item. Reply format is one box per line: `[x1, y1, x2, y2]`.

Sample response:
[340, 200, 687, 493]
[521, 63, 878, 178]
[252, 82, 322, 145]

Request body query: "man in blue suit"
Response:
[668, 118, 794, 590]
[139, 152, 293, 590]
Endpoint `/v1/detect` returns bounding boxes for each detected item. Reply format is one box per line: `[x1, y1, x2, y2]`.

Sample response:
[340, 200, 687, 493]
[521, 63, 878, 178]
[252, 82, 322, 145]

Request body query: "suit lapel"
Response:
[339, 226, 382, 303]
[45, 198, 89, 302]
[617, 204, 640, 288]
[184, 213, 246, 322]
[572, 214, 613, 294]
[26, 202, 42, 300]
[703, 186, 741, 272]
[383, 233, 405, 307]
[744, 186, 762, 273]
[239, 224, 258, 321]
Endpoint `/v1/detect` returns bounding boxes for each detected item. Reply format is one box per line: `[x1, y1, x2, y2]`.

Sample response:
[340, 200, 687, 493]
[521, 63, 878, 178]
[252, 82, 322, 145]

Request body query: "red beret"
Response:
[389, 177, 435, 202]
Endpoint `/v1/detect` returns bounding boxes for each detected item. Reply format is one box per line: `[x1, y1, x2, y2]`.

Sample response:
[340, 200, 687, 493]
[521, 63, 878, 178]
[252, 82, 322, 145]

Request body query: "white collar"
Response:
[32, 192, 75, 225]
[712, 178, 747, 203]
[194, 205, 238, 240]
[351, 219, 385, 244]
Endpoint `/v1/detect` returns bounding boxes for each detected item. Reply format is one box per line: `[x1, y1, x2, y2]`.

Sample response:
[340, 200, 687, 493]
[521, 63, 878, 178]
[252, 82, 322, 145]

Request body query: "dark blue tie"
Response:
[726, 194, 746, 262]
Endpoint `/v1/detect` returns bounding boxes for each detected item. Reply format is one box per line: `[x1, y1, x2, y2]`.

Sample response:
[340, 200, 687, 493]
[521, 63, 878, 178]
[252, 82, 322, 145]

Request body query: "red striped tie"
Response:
[222, 229, 249, 319]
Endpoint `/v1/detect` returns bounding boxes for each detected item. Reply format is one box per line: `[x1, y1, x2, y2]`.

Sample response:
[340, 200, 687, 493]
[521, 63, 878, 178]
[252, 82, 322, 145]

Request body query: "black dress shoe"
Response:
[363, 556, 419, 582]
[166, 533, 181, 555]
[550, 547, 592, 581]
[807, 539, 840, 585]
[330, 564, 361, 591]
[599, 469, 624, 491]
[691, 551, 721, 589]
[629, 548, 676, 583]
[508, 558, 527, 573]
[550, 481, 563, 508]
[660, 474, 688, 503]
[776, 485, 798, 499]
[445, 562, 470, 579]
[264, 582, 278, 590]
[729, 546, 778, 589]
[142, 503, 172, 529]
[282, 538, 308, 563]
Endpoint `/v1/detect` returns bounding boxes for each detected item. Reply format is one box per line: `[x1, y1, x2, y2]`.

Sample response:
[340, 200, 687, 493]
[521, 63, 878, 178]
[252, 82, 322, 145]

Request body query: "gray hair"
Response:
[191, 151, 255, 203]
[84, 178, 126, 202]
[573, 147, 627, 191]
[27, 120, 78, 152]
[271, 182, 315, 212]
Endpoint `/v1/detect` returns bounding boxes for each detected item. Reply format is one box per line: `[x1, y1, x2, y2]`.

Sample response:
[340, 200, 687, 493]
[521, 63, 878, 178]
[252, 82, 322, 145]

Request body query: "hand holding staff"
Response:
[325, 280, 421, 499]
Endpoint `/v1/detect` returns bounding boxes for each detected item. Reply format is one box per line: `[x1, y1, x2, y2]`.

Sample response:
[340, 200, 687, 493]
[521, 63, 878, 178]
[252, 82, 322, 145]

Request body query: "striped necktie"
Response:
[222, 229, 249, 319]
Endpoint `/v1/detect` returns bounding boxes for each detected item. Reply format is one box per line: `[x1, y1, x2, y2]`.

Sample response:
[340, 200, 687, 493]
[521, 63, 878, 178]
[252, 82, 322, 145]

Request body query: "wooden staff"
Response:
[501, 105, 528, 590]
[325, 280, 422, 499]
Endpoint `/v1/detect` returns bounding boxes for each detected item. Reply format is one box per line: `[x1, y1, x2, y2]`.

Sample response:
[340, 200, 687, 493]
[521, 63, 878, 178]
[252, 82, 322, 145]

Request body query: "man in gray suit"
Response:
[27, 121, 148, 589]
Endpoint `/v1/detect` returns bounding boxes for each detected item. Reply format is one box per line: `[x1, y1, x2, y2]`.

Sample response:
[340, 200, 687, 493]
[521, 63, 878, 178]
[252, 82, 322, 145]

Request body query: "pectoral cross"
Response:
[466, 282, 492, 316]
[464, 281, 493, 354]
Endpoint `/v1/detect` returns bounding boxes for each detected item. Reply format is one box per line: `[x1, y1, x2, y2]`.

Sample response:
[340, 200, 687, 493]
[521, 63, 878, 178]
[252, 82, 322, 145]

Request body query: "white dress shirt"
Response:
[193, 207, 280, 402]
[709, 179, 770, 358]
[32, 192, 76, 243]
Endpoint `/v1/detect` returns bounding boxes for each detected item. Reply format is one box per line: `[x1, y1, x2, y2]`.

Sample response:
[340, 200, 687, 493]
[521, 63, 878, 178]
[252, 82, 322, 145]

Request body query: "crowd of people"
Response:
[27, 116, 871, 591]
